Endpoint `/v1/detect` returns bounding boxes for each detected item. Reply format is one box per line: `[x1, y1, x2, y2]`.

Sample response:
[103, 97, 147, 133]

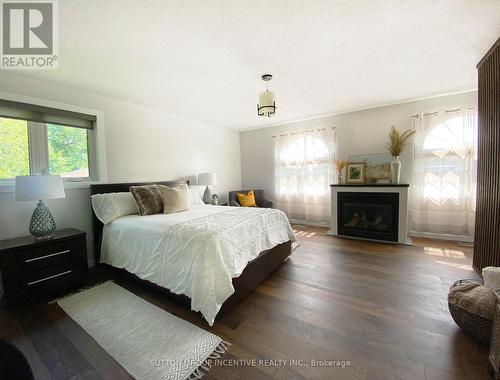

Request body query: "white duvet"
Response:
[101, 205, 295, 325]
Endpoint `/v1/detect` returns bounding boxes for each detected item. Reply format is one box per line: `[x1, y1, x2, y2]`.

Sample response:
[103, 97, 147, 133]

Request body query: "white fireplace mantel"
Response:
[327, 184, 411, 245]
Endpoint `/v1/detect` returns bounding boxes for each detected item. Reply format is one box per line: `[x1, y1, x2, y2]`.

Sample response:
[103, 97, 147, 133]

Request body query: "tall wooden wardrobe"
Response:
[473, 37, 500, 272]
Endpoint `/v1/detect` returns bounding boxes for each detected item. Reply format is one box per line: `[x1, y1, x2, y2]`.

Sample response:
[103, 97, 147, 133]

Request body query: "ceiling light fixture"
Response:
[257, 74, 276, 117]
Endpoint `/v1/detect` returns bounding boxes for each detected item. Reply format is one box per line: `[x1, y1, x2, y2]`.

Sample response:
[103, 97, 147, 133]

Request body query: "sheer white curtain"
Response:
[412, 108, 477, 237]
[274, 127, 336, 225]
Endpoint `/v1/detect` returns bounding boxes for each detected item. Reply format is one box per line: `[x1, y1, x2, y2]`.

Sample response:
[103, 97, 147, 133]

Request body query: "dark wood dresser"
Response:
[0, 228, 88, 304]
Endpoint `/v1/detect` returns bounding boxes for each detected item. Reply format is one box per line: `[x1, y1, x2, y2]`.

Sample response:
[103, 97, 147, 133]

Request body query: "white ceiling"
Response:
[15, 0, 500, 130]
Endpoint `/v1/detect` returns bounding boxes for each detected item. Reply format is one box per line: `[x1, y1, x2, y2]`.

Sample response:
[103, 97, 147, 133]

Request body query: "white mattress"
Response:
[101, 205, 295, 325]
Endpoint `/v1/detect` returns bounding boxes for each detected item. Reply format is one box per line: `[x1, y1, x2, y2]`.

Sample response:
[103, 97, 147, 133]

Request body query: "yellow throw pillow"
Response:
[237, 190, 257, 207]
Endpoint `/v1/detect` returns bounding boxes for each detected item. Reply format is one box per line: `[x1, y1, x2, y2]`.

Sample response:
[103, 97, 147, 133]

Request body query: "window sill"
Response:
[0, 180, 104, 194]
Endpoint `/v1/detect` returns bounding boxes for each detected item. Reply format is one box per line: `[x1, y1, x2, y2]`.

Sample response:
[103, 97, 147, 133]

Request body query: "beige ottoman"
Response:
[448, 279, 496, 346]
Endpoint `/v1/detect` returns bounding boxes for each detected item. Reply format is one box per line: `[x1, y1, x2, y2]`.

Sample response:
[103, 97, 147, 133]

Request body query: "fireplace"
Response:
[337, 192, 399, 242]
[328, 184, 410, 244]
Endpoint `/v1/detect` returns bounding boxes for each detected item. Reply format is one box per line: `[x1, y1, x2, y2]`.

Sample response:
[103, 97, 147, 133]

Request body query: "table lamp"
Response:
[15, 175, 66, 240]
[198, 172, 217, 204]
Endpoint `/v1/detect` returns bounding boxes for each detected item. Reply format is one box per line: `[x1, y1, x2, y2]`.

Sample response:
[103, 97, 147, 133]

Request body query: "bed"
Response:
[90, 180, 295, 325]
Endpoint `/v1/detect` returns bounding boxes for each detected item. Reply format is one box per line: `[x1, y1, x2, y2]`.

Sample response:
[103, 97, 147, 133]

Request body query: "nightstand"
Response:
[0, 228, 88, 304]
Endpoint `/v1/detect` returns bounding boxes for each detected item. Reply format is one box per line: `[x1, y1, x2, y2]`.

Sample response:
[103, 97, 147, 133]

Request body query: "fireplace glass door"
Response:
[338, 192, 399, 242]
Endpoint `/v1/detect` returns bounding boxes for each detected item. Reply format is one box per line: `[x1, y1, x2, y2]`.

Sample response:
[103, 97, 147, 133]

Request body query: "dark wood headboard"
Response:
[90, 180, 189, 265]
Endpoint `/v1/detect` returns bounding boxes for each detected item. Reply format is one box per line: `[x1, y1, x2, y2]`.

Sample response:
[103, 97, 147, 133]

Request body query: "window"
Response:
[47, 124, 90, 177]
[421, 116, 477, 206]
[412, 109, 477, 237]
[277, 136, 331, 198]
[274, 128, 336, 224]
[0, 99, 96, 181]
[280, 136, 330, 164]
[0, 118, 30, 179]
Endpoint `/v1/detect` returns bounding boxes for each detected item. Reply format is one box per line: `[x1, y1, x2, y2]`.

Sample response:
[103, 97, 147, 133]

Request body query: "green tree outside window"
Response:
[0, 118, 30, 179]
[0, 118, 89, 180]
[47, 124, 89, 177]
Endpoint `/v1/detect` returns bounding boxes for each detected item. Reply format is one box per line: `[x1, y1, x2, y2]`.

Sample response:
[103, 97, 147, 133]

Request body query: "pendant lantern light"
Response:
[257, 74, 276, 117]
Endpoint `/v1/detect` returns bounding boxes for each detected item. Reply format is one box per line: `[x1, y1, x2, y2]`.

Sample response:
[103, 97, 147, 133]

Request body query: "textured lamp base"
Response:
[202, 186, 213, 204]
[29, 200, 56, 239]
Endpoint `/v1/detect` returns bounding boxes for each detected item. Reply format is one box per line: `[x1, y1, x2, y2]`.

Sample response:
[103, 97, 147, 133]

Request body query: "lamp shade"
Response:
[198, 172, 217, 186]
[15, 175, 66, 201]
[258, 91, 275, 117]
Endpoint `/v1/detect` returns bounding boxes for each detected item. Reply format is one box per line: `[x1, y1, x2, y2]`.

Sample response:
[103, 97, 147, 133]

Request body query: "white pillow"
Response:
[91, 192, 139, 224]
[188, 185, 204, 205]
[483, 267, 500, 290]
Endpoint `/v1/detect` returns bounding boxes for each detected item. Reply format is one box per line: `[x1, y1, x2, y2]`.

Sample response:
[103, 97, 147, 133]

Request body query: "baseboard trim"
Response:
[289, 219, 330, 228]
[410, 231, 474, 243]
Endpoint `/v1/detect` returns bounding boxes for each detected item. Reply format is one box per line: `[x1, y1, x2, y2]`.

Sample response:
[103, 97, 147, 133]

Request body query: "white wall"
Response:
[240, 91, 477, 224]
[0, 73, 242, 266]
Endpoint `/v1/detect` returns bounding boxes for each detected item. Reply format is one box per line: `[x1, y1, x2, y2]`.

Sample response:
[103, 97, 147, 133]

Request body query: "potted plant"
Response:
[387, 126, 415, 184]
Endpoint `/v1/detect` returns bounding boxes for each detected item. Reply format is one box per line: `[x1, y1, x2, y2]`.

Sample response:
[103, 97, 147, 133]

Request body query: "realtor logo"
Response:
[1, 0, 58, 69]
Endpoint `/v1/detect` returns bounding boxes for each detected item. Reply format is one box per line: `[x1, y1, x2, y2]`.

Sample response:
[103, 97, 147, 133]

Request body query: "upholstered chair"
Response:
[228, 190, 274, 208]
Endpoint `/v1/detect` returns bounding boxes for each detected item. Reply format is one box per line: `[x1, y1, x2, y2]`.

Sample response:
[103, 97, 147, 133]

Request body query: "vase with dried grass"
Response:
[387, 126, 415, 184]
[334, 159, 349, 184]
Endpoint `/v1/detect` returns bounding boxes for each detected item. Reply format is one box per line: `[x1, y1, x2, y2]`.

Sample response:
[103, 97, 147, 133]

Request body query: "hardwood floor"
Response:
[0, 225, 488, 380]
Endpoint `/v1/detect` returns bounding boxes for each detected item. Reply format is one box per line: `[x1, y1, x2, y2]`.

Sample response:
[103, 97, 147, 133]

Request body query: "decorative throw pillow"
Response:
[237, 190, 257, 207]
[129, 185, 163, 215]
[91, 192, 139, 224]
[159, 184, 190, 214]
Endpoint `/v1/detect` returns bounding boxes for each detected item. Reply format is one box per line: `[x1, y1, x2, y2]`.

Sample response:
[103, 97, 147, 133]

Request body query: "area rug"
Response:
[57, 281, 229, 380]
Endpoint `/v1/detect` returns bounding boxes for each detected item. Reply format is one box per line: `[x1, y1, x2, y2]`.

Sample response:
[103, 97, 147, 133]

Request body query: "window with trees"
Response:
[0, 118, 30, 179]
[0, 100, 96, 181]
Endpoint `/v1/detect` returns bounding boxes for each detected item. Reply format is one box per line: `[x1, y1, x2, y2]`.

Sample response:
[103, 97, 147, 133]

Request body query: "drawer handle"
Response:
[25, 250, 70, 263]
[27, 270, 72, 286]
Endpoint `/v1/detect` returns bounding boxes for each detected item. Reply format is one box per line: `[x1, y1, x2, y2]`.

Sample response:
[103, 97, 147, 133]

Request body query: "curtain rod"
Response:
[271, 126, 336, 138]
[411, 106, 476, 118]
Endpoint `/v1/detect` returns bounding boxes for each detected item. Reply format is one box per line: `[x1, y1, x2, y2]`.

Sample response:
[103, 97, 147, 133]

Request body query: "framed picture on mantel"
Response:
[347, 153, 391, 183]
[346, 162, 366, 184]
